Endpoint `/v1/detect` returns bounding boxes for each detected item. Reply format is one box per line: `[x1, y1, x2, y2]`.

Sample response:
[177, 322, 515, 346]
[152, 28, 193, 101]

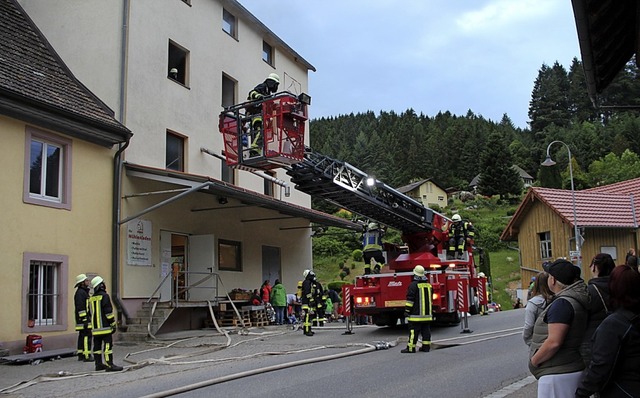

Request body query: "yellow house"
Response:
[0, 0, 131, 354]
[396, 179, 448, 209]
[500, 179, 640, 289]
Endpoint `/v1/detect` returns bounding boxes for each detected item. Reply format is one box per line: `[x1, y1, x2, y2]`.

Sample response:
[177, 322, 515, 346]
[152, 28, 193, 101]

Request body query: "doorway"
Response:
[171, 234, 188, 300]
[262, 246, 281, 284]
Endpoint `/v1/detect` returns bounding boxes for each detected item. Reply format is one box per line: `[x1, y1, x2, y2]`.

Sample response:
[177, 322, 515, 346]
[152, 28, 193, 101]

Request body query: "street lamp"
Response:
[542, 140, 582, 272]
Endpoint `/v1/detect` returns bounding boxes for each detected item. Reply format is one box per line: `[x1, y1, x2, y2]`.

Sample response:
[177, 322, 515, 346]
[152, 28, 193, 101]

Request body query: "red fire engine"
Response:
[219, 91, 488, 328]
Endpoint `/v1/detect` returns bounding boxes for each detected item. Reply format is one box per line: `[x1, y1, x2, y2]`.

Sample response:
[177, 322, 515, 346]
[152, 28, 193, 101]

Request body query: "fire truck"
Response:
[219, 91, 488, 327]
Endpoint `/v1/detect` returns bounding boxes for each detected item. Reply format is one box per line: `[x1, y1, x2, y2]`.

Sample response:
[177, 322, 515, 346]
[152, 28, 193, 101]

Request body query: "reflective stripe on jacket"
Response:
[89, 290, 115, 336]
[405, 278, 433, 322]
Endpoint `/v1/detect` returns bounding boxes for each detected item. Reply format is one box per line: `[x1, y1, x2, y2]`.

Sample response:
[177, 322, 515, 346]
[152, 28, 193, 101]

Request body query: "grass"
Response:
[487, 249, 523, 309]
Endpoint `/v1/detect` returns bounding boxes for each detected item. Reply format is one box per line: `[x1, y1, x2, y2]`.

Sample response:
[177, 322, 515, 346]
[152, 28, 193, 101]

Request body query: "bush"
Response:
[352, 249, 363, 262]
[328, 281, 349, 291]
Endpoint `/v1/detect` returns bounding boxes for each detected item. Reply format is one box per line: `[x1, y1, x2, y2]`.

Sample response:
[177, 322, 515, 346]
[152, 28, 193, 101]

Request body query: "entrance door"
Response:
[188, 234, 216, 301]
[262, 246, 281, 284]
[159, 231, 188, 302]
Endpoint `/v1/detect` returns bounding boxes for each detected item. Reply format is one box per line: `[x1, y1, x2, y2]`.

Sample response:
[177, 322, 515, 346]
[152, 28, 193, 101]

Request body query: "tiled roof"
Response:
[0, 0, 131, 146]
[397, 178, 445, 193]
[501, 182, 640, 241]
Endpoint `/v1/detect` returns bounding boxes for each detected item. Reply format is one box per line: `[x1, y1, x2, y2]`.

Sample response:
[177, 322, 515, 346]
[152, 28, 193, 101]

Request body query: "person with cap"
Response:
[300, 269, 315, 336]
[447, 214, 475, 260]
[580, 252, 615, 366]
[401, 265, 433, 353]
[89, 276, 123, 372]
[245, 73, 280, 156]
[74, 274, 92, 362]
[362, 222, 385, 274]
[529, 259, 589, 397]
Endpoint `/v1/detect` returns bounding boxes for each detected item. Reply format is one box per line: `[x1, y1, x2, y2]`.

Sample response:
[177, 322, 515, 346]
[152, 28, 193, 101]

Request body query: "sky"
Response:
[238, 0, 582, 129]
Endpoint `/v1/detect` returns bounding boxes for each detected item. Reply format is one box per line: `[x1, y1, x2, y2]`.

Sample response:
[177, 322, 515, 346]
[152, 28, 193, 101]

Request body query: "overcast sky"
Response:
[238, 0, 581, 129]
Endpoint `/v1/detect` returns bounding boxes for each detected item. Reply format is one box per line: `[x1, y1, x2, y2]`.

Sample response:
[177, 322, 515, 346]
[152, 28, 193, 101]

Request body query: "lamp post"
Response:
[542, 140, 582, 272]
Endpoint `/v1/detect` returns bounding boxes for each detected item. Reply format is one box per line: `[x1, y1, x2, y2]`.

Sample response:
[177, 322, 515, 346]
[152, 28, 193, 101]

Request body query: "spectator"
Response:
[260, 280, 271, 304]
[529, 259, 589, 397]
[249, 289, 262, 306]
[527, 275, 537, 300]
[523, 272, 553, 346]
[580, 253, 615, 365]
[626, 254, 638, 272]
[328, 288, 342, 321]
[286, 293, 300, 321]
[513, 298, 523, 309]
[576, 265, 640, 397]
[270, 279, 287, 325]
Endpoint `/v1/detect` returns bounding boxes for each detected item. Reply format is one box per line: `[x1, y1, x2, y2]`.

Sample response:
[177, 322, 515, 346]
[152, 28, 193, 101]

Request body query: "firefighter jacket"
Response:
[528, 280, 589, 379]
[448, 221, 475, 241]
[74, 285, 91, 331]
[301, 276, 314, 310]
[89, 287, 116, 336]
[404, 277, 433, 322]
[248, 81, 272, 101]
[362, 229, 383, 252]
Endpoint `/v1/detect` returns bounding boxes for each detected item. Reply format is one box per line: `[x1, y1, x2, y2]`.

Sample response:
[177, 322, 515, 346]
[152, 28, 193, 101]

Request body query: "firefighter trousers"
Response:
[303, 308, 313, 335]
[407, 321, 431, 352]
[77, 328, 92, 359]
[93, 333, 115, 366]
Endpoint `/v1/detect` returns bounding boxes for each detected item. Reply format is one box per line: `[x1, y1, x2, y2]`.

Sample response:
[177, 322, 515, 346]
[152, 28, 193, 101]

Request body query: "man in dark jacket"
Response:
[89, 276, 123, 372]
[581, 253, 614, 365]
[74, 274, 92, 362]
[301, 269, 315, 336]
[245, 73, 280, 156]
[401, 265, 433, 353]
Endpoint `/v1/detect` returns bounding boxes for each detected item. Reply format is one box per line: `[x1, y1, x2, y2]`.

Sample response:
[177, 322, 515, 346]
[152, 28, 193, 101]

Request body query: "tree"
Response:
[477, 131, 522, 200]
[587, 149, 640, 186]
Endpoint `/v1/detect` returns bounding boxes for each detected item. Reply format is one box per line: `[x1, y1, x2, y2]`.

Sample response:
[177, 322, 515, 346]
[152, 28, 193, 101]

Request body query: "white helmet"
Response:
[478, 272, 486, 278]
[303, 269, 310, 278]
[75, 274, 88, 286]
[267, 73, 280, 84]
[413, 265, 425, 277]
[91, 276, 104, 289]
[452, 214, 462, 222]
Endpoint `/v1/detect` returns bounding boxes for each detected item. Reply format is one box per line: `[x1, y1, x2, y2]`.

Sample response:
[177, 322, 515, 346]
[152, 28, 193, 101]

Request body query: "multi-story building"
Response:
[1, 0, 131, 353]
[14, 0, 358, 346]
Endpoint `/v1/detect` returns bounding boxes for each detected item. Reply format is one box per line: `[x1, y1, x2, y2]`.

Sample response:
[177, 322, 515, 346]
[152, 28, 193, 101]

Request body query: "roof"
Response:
[397, 178, 446, 194]
[227, 0, 316, 72]
[0, 0, 131, 147]
[571, 0, 638, 104]
[501, 181, 640, 241]
[469, 165, 533, 187]
[124, 163, 363, 232]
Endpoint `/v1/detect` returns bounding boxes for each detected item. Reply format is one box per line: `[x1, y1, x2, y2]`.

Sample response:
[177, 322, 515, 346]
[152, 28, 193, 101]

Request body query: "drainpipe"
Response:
[112, 0, 131, 327]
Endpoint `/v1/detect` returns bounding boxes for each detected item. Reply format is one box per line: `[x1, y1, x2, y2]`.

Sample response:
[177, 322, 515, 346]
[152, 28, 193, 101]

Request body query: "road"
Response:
[0, 309, 535, 398]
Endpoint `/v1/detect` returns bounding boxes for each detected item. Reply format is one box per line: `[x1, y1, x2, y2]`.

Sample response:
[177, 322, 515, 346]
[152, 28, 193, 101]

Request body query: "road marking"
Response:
[483, 375, 536, 398]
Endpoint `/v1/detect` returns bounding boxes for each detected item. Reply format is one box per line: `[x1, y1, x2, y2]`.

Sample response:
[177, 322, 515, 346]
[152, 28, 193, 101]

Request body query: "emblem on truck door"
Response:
[388, 281, 402, 287]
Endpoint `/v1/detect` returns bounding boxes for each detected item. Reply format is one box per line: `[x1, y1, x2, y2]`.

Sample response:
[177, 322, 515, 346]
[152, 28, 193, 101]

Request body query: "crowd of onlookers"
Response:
[521, 249, 640, 397]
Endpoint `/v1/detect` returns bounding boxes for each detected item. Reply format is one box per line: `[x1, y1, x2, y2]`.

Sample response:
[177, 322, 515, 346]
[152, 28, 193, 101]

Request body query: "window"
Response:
[222, 9, 236, 38]
[181, 0, 191, 5]
[221, 158, 235, 184]
[264, 170, 276, 196]
[438, 196, 445, 201]
[222, 73, 236, 108]
[166, 130, 186, 171]
[24, 127, 72, 210]
[168, 40, 189, 86]
[218, 239, 242, 271]
[539, 231, 552, 259]
[22, 252, 68, 332]
[262, 41, 274, 66]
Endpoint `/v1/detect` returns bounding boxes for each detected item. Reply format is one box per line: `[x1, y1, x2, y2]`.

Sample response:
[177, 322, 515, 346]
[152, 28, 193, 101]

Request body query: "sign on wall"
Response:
[127, 219, 152, 266]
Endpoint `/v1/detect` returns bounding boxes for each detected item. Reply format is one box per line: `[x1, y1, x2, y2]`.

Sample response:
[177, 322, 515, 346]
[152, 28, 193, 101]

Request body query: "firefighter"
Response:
[447, 214, 475, 259]
[401, 265, 433, 353]
[312, 276, 325, 327]
[89, 276, 123, 371]
[301, 269, 315, 336]
[246, 73, 280, 156]
[74, 274, 92, 362]
[362, 222, 385, 274]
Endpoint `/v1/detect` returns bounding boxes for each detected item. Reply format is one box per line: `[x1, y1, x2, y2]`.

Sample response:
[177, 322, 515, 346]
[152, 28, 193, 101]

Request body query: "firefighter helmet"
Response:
[303, 269, 310, 278]
[452, 214, 462, 222]
[75, 274, 88, 286]
[478, 272, 486, 278]
[413, 265, 425, 277]
[267, 73, 280, 84]
[91, 276, 104, 289]
[368, 222, 379, 230]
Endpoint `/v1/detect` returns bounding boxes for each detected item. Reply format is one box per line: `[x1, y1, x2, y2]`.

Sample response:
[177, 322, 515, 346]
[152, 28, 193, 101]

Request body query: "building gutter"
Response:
[112, 0, 131, 326]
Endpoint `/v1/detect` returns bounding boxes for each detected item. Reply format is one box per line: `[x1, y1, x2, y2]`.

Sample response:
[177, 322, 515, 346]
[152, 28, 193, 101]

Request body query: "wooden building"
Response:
[501, 178, 640, 287]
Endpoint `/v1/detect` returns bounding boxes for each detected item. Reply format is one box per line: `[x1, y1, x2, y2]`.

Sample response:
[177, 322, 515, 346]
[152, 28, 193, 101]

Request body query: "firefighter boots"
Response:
[400, 348, 415, 353]
[419, 346, 430, 352]
[95, 357, 107, 371]
[106, 362, 123, 372]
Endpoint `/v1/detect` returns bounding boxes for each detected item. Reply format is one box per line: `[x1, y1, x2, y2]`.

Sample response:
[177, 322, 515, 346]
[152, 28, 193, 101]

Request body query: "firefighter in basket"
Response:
[245, 73, 280, 157]
[447, 214, 475, 260]
[74, 273, 92, 362]
[89, 276, 123, 371]
[401, 265, 433, 353]
[362, 222, 386, 274]
[301, 269, 315, 336]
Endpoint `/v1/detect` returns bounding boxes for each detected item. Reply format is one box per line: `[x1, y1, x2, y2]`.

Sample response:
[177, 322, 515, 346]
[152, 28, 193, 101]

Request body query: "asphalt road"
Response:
[0, 309, 537, 398]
